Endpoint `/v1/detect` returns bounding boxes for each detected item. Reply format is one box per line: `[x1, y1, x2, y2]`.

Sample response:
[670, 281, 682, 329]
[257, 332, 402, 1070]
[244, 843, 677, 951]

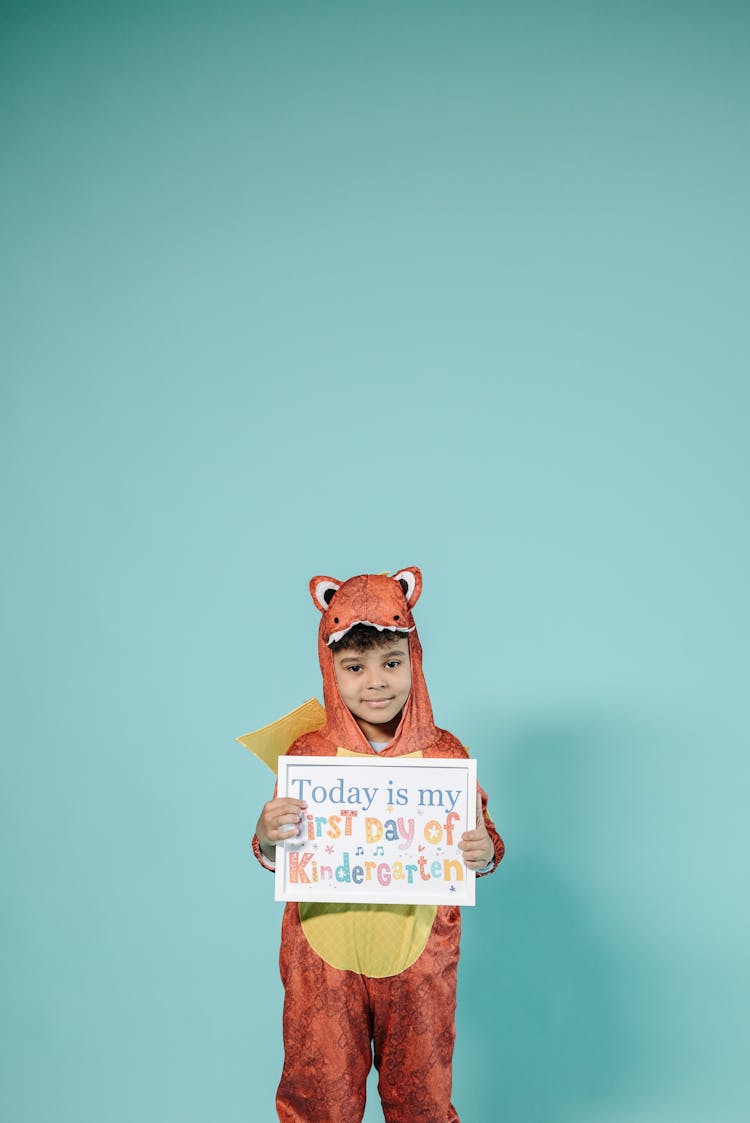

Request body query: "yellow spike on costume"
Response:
[335, 746, 423, 759]
[236, 698, 326, 775]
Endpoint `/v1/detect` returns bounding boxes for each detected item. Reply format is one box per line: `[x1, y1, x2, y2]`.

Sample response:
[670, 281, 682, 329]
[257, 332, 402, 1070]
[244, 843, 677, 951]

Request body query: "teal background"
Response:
[2, 2, 748, 1120]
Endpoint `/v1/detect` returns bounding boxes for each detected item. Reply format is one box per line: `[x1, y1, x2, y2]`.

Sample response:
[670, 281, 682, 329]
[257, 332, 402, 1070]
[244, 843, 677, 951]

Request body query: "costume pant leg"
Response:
[276, 905, 372, 1123]
[370, 907, 461, 1123]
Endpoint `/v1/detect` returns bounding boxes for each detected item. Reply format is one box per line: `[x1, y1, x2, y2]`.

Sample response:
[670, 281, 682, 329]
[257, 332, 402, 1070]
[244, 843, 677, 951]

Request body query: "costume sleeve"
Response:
[252, 777, 279, 873]
[252, 833, 276, 870]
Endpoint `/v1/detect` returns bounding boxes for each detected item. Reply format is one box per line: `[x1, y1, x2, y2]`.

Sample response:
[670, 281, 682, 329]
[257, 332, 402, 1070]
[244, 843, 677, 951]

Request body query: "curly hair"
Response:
[329, 623, 410, 654]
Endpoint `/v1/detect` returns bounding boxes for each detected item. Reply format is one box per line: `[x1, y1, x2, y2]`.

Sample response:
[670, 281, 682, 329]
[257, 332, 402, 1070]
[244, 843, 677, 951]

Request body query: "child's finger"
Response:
[274, 809, 304, 838]
[259, 799, 307, 844]
[459, 827, 485, 843]
[460, 847, 493, 867]
[272, 798, 308, 814]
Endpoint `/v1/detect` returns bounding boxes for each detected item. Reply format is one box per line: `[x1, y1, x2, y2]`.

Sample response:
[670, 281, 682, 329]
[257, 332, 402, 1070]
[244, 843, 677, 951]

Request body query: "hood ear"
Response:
[392, 567, 422, 608]
[310, 576, 342, 613]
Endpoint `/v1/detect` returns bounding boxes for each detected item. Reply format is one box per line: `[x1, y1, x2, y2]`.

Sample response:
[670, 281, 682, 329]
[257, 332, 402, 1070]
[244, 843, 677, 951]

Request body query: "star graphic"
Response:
[449, 885, 456, 893]
[425, 823, 442, 843]
[325, 845, 334, 854]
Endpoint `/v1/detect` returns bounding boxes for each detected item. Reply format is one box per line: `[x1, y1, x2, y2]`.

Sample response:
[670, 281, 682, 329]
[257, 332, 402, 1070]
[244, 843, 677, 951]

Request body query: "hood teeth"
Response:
[326, 622, 413, 646]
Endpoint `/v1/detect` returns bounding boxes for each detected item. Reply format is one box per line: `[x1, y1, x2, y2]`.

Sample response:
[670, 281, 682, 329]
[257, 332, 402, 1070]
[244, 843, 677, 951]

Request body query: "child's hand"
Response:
[256, 798, 308, 860]
[458, 791, 495, 870]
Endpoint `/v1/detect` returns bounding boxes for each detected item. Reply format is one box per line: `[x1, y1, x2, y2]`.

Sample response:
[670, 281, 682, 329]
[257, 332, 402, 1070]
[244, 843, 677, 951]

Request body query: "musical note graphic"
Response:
[355, 846, 364, 855]
[373, 846, 385, 856]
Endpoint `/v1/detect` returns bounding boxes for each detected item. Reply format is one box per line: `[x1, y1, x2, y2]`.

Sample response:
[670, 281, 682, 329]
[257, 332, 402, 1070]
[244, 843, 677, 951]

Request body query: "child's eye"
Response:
[347, 665, 363, 673]
[385, 660, 401, 669]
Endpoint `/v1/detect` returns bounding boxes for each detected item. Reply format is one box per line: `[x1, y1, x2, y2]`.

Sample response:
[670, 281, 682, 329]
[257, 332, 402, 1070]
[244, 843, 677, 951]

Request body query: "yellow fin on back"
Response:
[236, 698, 326, 775]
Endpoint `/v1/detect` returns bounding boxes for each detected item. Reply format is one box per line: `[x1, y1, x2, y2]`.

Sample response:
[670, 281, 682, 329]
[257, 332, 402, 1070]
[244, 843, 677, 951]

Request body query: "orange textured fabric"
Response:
[256, 569, 504, 1122]
[277, 903, 462, 1122]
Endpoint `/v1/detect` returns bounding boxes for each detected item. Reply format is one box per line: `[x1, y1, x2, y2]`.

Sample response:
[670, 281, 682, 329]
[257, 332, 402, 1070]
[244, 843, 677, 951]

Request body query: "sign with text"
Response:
[275, 756, 477, 906]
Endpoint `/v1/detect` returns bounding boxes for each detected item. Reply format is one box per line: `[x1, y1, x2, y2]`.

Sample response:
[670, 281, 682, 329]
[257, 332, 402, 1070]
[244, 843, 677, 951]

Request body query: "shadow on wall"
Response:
[457, 715, 641, 1123]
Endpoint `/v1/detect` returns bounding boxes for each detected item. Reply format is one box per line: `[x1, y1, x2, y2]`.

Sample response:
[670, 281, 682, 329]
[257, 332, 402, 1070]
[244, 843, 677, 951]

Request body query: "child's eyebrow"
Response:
[337, 647, 407, 665]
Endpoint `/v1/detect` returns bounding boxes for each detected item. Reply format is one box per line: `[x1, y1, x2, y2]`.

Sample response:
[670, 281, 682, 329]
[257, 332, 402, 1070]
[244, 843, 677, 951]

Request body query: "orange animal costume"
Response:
[253, 569, 504, 1123]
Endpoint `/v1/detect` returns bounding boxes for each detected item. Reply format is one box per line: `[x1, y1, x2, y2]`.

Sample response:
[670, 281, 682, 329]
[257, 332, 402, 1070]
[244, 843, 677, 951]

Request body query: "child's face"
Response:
[332, 639, 412, 742]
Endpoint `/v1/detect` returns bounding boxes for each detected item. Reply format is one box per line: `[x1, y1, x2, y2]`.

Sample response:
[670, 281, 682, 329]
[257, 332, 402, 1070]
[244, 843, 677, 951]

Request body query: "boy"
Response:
[253, 567, 504, 1123]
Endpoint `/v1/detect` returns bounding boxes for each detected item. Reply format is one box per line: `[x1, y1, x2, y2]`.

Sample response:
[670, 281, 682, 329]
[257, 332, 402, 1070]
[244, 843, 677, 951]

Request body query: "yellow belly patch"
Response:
[299, 901, 437, 978]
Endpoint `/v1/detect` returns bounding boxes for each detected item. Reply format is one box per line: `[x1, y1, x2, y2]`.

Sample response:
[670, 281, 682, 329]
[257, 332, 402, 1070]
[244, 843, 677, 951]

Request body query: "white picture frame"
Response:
[274, 755, 477, 906]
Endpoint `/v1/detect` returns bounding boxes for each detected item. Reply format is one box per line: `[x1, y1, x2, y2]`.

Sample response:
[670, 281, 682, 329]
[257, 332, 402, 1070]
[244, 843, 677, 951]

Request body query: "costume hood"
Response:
[309, 568, 438, 756]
